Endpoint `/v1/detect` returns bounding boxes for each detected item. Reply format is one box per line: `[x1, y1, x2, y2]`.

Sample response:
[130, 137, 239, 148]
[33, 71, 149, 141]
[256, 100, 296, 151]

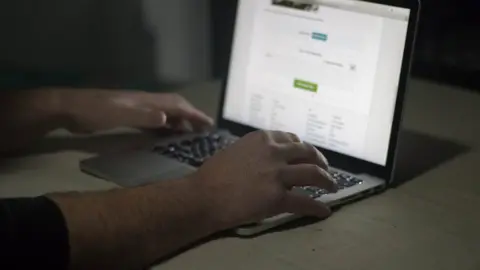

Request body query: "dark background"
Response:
[1, 1, 479, 94]
[210, 0, 480, 93]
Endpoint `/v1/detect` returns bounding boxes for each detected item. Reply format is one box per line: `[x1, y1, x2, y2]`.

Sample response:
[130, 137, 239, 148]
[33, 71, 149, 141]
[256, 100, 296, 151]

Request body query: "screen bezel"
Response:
[216, 0, 421, 182]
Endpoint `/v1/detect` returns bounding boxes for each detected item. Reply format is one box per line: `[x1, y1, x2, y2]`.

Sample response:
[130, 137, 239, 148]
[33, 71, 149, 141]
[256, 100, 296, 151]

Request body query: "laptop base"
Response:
[81, 133, 386, 236]
[235, 174, 385, 236]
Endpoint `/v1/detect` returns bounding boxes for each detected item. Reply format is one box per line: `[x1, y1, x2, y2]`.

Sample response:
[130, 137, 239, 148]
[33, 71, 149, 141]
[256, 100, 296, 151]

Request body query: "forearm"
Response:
[0, 89, 68, 154]
[49, 177, 219, 270]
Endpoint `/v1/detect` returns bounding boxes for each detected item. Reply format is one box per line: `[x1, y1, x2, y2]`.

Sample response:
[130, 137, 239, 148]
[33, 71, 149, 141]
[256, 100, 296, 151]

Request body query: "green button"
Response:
[312, 32, 328, 41]
[294, 79, 318, 92]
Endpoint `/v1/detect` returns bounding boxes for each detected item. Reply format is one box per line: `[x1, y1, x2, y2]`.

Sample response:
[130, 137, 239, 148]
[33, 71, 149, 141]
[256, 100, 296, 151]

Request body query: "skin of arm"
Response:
[46, 130, 336, 270]
[49, 176, 221, 270]
[0, 89, 68, 154]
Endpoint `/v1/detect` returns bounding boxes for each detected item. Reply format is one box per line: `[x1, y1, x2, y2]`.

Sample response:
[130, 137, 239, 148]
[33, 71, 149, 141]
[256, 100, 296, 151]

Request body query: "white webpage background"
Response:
[247, 3, 382, 115]
[224, 0, 409, 166]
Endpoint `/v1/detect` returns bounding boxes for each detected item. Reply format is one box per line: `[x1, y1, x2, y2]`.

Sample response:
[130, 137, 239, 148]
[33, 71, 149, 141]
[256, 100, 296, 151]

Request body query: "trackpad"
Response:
[80, 151, 196, 187]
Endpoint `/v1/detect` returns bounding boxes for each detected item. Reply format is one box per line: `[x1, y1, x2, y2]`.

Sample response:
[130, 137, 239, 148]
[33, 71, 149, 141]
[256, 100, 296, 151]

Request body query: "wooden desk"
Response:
[0, 79, 478, 270]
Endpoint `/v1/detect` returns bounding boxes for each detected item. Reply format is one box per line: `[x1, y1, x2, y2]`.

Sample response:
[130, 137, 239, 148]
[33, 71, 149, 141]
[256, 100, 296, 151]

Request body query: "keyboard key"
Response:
[152, 146, 166, 154]
[153, 132, 237, 167]
[190, 158, 204, 167]
[300, 171, 363, 198]
[200, 140, 209, 156]
[180, 140, 192, 147]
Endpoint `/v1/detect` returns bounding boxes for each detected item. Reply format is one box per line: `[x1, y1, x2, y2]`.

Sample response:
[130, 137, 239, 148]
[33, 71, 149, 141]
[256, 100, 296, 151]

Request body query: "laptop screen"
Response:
[222, 0, 411, 166]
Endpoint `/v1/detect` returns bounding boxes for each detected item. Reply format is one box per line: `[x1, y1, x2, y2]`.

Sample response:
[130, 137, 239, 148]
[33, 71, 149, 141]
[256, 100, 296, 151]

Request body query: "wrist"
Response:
[156, 176, 226, 236]
[184, 175, 232, 233]
[185, 176, 225, 234]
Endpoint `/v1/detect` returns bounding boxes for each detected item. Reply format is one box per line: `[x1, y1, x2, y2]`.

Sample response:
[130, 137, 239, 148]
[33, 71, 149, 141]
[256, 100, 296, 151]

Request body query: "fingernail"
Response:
[181, 121, 193, 132]
[208, 118, 215, 126]
[323, 155, 330, 167]
[160, 113, 168, 125]
[329, 174, 339, 193]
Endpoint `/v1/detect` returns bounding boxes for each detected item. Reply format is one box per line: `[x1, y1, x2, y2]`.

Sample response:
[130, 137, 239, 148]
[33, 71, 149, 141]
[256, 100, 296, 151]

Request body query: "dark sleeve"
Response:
[0, 196, 70, 269]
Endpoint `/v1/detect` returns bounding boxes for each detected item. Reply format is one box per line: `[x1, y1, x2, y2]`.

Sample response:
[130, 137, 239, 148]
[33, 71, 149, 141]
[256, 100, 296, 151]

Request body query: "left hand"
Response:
[51, 88, 214, 134]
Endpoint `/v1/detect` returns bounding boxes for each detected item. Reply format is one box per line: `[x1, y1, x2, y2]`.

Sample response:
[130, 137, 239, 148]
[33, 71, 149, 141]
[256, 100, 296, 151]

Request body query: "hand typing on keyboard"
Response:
[36, 130, 340, 269]
[187, 130, 338, 231]
[154, 133, 363, 199]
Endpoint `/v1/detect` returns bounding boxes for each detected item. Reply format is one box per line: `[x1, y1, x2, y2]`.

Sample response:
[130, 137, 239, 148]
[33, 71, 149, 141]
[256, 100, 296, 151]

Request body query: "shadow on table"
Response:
[392, 128, 471, 187]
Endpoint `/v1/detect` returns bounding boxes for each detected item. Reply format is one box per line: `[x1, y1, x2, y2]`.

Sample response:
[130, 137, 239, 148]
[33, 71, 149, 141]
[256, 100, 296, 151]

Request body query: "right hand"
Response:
[192, 130, 338, 231]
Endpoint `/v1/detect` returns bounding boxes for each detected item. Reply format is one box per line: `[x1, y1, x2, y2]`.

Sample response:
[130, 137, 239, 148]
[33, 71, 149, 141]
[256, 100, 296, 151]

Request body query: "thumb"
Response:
[282, 192, 332, 219]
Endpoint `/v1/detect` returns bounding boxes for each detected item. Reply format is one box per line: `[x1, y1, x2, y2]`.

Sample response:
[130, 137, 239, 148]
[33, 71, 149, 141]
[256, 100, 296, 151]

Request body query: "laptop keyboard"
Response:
[301, 171, 363, 199]
[153, 132, 363, 197]
[153, 132, 237, 167]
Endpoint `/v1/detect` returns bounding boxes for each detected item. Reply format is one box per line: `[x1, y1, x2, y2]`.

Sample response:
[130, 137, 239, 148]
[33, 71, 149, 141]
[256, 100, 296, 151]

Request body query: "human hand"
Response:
[53, 89, 214, 134]
[191, 130, 338, 231]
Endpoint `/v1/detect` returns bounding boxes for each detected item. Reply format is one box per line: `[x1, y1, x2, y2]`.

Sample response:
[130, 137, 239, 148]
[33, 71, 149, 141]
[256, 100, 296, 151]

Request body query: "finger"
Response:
[282, 191, 332, 218]
[277, 143, 329, 171]
[285, 132, 302, 143]
[151, 94, 214, 128]
[269, 131, 302, 144]
[279, 164, 338, 192]
[121, 108, 168, 129]
[178, 106, 214, 128]
[171, 118, 193, 132]
[165, 102, 214, 129]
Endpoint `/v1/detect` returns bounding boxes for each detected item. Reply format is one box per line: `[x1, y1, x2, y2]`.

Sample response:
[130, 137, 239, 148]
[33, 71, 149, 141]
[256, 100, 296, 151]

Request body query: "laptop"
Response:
[81, 0, 420, 236]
